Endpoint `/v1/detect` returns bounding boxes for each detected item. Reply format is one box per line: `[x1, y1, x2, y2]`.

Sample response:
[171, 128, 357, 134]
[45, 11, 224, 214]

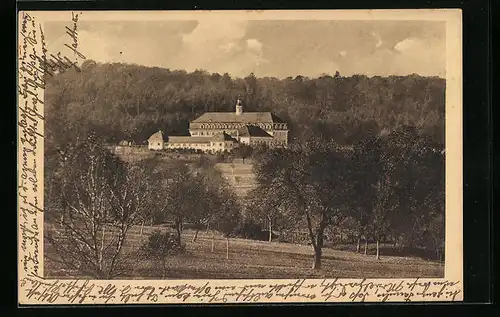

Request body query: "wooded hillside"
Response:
[44, 60, 445, 150]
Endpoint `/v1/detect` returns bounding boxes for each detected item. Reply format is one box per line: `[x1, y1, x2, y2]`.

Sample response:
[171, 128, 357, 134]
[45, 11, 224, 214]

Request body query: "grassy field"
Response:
[44, 224, 444, 279]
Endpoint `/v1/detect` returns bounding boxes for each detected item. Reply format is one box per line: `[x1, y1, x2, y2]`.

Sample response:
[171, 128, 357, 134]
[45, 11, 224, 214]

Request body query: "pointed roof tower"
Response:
[235, 98, 243, 115]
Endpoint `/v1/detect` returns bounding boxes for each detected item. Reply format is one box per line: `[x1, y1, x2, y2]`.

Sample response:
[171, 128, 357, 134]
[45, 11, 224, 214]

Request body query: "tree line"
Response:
[44, 60, 445, 152]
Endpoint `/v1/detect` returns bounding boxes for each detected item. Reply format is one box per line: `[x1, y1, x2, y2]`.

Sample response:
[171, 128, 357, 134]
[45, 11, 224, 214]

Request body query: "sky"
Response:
[45, 19, 446, 79]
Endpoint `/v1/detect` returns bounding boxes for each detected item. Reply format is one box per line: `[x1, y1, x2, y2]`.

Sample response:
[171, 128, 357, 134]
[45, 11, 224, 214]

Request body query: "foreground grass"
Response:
[45, 224, 444, 279]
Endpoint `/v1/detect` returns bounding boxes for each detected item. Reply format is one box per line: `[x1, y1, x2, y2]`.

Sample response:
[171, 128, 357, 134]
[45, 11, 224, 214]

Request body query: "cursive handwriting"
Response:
[19, 277, 462, 304]
[28, 12, 86, 77]
[64, 12, 86, 60]
[18, 11, 87, 278]
[18, 12, 45, 277]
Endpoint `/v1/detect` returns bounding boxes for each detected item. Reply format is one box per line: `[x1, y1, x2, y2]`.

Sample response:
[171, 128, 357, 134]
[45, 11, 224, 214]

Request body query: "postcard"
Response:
[18, 9, 463, 304]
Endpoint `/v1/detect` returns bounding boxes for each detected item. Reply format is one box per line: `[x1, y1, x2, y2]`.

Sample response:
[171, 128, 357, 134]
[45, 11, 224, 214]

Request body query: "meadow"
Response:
[44, 224, 444, 280]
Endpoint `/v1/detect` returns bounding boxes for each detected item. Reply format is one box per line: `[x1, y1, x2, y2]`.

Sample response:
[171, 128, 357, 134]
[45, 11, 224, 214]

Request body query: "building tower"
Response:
[235, 98, 243, 115]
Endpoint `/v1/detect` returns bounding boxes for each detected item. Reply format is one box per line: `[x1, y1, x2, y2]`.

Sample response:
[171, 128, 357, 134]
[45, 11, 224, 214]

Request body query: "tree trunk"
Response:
[101, 224, 106, 248]
[175, 218, 182, 246]
[206, 222, 211, 234]
[311, 213, 328, 270]
[140, 220, 144, 241]
[268, 219, 272, 243]
[161, 233, 168, 279]
[312, 247, 322, 269]
[226, 237, 229, 259]
[99, 224, 106, 269]
[407, 232, 414, 250]
[192, 229, 199, 243]
[376, 240, 380, 260]
[356, 237, 361, 253]
[211, 231, 215, 252]
[161, 256, 166, 279]
[364, 240, 368, 256]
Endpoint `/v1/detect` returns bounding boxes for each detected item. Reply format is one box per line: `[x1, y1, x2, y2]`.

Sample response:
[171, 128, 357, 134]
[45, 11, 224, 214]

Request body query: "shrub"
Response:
[277, 229, 311, 245]
[141, 230, 185, 258]
[233, 220, 268, 241]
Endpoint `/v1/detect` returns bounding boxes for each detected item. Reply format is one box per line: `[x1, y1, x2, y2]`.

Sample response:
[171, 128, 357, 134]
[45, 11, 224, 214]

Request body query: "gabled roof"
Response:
[148, 130, 164, 142]
[191, 112, 284, 124]
[212, 132, 237, 142]
[270, 113, 286, 123]
[237, 125, 273, 138]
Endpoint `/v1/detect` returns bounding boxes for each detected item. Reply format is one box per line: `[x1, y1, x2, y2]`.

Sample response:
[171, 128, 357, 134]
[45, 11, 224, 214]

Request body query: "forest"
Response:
[43, 61, 446, 277]
[44, 60, 445, 150]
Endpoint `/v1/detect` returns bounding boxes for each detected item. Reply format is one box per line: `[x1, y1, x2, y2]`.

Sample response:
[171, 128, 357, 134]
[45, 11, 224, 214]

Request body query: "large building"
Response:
[148, 99, 289, 152]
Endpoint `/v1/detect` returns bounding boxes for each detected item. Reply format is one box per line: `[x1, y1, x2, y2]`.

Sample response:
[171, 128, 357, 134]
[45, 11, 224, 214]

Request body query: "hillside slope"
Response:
[215, 161, 257, 197]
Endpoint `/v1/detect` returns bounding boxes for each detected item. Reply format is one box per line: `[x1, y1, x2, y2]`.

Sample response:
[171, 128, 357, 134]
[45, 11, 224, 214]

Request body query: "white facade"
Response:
[147, 131, 164, 150]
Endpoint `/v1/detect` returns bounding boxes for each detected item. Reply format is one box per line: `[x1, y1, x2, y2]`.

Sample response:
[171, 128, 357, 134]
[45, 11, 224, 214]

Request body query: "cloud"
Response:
[182, 19, 247, 46]
[220, 42, 240, 54]
[372, 31, 383, 48]
[43, 20, 445, 78]
[344, 37, 445, 77]
[246, 38, 263, 54]
[175, 20, 253, 73]
[180, 19, 248, 60]
[176, 20, 271, 77]
[394, 38, 417, 52]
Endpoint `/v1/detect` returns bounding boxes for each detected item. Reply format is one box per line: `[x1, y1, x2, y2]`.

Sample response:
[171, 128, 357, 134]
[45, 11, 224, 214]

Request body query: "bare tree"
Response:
[46, 136, 153, 279]
[189, 160, 225, 243]
[246, 180, 292, 243]
[153, 163, 210, 246]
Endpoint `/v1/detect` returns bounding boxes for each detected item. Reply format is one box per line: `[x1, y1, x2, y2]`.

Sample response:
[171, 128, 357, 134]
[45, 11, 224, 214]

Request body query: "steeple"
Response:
[235, 98, 243, 115]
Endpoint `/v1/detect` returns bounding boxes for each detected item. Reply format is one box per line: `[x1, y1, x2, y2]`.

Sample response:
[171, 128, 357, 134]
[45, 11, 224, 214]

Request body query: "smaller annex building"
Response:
[147, 130, 238, 153]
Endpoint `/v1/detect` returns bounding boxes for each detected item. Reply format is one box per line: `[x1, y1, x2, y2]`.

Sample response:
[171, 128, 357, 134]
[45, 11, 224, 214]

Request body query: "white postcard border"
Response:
[17, 9, 463, 305]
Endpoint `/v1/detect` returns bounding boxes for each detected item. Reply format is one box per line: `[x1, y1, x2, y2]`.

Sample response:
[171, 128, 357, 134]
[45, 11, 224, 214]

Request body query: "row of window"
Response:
[196, 123, 287, 130]
[191, 131, 225, 136]
[251, 140, 272, 145]
[155, 140, 285, 149]
[193, 125, 288, 135]
[166, 142, 233, 148]
[190, 131, 240, 137]
[200, 123, 286, 129]
[167, 143, 207, 147]
[249, 140, 287, 146]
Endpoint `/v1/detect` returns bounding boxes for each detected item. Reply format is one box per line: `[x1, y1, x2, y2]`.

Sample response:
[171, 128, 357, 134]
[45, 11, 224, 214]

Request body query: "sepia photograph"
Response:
[18, 10, 463, 304]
